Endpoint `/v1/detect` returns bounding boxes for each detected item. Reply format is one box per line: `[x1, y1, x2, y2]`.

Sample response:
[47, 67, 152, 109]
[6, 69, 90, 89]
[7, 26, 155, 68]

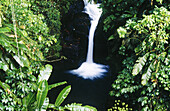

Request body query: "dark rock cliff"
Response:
[61, 0, 90, 65]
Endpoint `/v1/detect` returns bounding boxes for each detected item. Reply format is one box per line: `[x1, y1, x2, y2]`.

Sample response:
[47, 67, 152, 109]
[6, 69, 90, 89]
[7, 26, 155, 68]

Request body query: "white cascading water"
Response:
[69, 0, 108, 79]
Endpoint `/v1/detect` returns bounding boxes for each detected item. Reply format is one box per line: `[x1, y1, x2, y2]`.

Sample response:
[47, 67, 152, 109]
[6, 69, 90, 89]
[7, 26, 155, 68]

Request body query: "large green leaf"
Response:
[48, 81, 67, 91]
[10, 41, 28, 51]
[55, 85, 71, 107]
[132, 52, 150, 76]
[141, 60, 154, 85]
[38, 64, 53, 82]
[64, 103, 97, 111]
[36, 80, 48, 110]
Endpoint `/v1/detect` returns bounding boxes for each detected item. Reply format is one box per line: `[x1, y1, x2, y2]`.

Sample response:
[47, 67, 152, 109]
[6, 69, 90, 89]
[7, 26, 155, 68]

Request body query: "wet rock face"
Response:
[94, 16, 108, 64]
[61, 0, 91, 63]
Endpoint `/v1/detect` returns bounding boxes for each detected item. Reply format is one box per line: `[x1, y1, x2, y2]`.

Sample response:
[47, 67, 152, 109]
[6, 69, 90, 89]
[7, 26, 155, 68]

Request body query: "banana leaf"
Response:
[36, 80, 48, 110]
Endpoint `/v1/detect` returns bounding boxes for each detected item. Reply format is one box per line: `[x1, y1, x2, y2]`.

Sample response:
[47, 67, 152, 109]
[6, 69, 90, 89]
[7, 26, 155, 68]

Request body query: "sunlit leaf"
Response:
[132, 52, 150, 76]
[141, 61, 154, 85]
[55, 85, 71, 107]
[36, 80, 48, 110]
[38, 64, 53, 82]
[64, 103, 97, 111]
[48, 81, 67, 91]
[117, 27, 127, 38]
[0, 80, 10, 91]
[108, 35, 114, 41]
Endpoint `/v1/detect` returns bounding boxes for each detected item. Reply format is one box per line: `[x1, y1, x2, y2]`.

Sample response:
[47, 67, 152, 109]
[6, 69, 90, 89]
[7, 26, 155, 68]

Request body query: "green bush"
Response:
[1, 0, 62, 58]
[110, 6, 170, 110]
[0, 0, 97, 110]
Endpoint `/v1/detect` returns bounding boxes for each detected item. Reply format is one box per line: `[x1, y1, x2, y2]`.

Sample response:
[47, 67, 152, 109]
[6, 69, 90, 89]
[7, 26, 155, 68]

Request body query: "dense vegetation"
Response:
[99, 0, 169, 110]
[0, 0, 96, 110]
[0, 0, 169, 111]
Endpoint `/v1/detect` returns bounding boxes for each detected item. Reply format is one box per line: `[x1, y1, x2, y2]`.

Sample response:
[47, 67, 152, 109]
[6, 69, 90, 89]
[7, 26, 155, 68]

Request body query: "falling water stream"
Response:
[69, 0, 108, 79]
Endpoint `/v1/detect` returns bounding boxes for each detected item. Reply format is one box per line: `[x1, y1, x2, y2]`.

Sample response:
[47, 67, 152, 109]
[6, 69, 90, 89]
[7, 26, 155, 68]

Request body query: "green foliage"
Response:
[1, 0, 62, 59]
[0, 0, 97, 110]
[110, 6, 170, 110]
[38, 64, 53, 82]
[55, 85, 71, 107]
[101, 0, 146, 32]
[132, 52, 150, 76]
[21, 67, 67, 111]
[101, 0, 169, 62]
[36, 80, 48, 110]
[48, 81, 67, 91]
[49, 103, 97, 111]
[117, 27, 127, 38]
[63, 103, 97, 111]
[30, 0, 62, 57]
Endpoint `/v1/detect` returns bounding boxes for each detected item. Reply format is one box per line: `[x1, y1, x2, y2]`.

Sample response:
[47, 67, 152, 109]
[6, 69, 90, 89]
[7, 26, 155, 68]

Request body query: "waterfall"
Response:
[69, 0, 108, 79]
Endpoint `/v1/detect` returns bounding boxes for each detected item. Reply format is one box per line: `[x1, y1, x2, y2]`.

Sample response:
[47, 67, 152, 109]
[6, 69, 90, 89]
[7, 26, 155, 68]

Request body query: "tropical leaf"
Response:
[64, 103, 97, 111]
[55, 85, 71, 107]
[36, 80, 48, 110]
[48, 81, 67, 91]
[141, 60, 154, 85]
[38, 64, 53, 82]
[132, 52, 150, 76]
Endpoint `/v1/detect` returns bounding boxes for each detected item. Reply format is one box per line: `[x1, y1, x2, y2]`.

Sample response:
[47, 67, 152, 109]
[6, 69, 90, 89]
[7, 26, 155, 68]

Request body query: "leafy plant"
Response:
[0, 0, 97, 110]
[1, 0, 63, 59]
[110, 6, 169, 110]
